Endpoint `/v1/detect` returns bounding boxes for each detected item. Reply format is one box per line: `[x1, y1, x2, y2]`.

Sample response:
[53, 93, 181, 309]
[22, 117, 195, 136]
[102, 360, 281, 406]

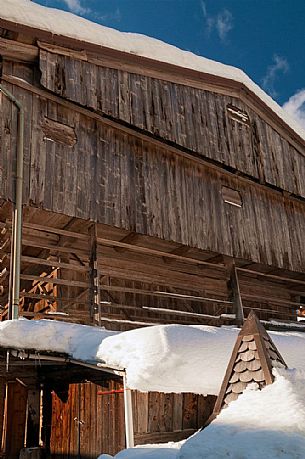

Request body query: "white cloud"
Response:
[201, 1, 208, 18]
[99, 7, 121, 24]
[201, 1, 233, 42]
[62, 0, 89, 15]
[216, 10, 233, 41]
[262, 55, 289, 98]
[282, 89, 305, 130]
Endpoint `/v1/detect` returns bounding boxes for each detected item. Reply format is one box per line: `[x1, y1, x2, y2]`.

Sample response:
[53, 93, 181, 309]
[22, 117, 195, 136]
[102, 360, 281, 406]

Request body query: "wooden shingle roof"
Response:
[213, 310, 287, 415]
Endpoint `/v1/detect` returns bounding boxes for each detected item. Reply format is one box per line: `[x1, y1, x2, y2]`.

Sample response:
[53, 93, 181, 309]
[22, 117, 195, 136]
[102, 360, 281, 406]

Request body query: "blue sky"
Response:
[34, 0, 305, 128]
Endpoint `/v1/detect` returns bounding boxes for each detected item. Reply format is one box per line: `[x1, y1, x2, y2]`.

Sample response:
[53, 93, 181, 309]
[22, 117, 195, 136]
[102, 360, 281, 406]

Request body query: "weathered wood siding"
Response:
[133, 391, 216, 446]
[5, 381, 28, 458]
[51, 381, 125, 457]
[0, 71, 304, 273]
[39, 50, 305, 199]
[50, 381, 215, 457]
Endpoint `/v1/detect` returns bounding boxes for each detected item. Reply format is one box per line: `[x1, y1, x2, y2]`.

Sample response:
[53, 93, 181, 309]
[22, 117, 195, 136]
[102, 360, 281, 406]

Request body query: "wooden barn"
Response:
[0, 0, 304, 457]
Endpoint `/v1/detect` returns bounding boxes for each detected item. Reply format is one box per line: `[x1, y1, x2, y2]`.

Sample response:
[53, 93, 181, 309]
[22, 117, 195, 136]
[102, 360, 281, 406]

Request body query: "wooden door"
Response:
[50, 381, 125, 458]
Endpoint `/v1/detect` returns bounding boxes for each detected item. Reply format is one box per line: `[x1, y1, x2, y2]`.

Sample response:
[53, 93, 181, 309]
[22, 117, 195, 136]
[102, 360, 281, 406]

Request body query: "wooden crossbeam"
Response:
[0, 37, 38, 62]
[169, 245, 191, 256]
[19, 292, 88, 304]
[101, 302, 232, 321]
[238, 266, 305, 286]
[242, 305, 296, 318]
[5, 220, 88, 241]
[98, 308, 224, 325]
[97, 237, 226, 269]
[21, 255, 87, 272]
[20, 274, 89, 288]
[21, 239, 88, 258]
[115, 232, 138, 253]
[242, 292, 302, 308]
[100, 285, 232, 304]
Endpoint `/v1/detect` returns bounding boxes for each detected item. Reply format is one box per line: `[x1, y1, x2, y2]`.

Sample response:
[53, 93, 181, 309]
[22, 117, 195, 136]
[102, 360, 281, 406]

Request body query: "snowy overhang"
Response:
[1, 346, 125, 378]
[0, 319, 305, 395]
[1, 0, 305, 150]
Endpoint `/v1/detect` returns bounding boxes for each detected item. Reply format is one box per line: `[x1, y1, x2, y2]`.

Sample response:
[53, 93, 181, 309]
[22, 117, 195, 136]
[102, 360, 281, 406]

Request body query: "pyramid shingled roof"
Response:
[213, 311, 287, 415]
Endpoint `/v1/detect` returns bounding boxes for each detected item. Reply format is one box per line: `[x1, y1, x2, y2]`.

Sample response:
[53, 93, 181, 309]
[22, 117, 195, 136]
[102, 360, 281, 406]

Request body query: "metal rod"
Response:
[123, 373, 134, 448]
[0, 84, 24, 320]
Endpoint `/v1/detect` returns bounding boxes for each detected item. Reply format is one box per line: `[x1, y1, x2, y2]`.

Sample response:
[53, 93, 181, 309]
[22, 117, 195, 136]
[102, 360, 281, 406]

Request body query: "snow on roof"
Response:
[0, 318, 117, 362]
[2, 0, 305, 144]
[107, 369, 305, 459]
[1, 319, 305, 396]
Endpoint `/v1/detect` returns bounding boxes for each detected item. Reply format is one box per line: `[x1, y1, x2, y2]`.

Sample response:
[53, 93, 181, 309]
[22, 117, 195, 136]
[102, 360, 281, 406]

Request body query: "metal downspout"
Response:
[123, 373, 134, 448]
[0, 84, 24, 320]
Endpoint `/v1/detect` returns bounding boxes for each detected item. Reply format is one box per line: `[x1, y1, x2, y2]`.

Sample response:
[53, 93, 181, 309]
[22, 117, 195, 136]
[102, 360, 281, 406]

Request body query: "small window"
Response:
[222, 186, 243, 208]
[226, 104, 250, 126]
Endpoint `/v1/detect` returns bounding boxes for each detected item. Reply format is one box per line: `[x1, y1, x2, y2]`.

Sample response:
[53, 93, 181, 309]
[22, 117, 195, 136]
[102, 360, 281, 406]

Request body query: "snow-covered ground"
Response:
[101, 369, 305, 459]
[1, 319, 305, 396]
[2, 0, 305, 142]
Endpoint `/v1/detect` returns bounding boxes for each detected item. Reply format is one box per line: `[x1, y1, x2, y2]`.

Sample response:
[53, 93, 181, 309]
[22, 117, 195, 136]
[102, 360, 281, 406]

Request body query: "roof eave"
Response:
[1, 17, 305, 155]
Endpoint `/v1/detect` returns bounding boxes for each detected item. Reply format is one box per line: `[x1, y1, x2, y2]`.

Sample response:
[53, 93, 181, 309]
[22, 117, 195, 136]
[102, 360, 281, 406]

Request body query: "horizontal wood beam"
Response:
[141, 305, 233, 320]
[135, 429, 197, 445]
[99, 316, 161, 327]
[169, 245, 191, 256]
[41, 117, 77, 147]
[96, 237, 226, 269]
[115, 233, 139, 253]
[19, 311, 72, 320]
[99, 266, 225, 295]
[100, 285, 231, 304]
[5, 220, 88, 241]
[0, 37, 38, 62]
[238, 267, 305, 286]
[20, 274, 89, 288]
[242, 293, 302, 308]
[242, 305, 296, 318]
[9, 255, 88, 272]
[22, 239, 88, 259]
[99, 308, 223, 326]
[19, 292, 88, 304]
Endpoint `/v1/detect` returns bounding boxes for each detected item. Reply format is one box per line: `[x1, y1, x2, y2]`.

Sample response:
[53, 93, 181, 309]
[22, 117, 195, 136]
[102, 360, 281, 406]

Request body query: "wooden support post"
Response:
[226, 258, 244, 326]
[0, 378, 6, 453]
[5, 381, 28, 458]
[89, 224, 101, 325]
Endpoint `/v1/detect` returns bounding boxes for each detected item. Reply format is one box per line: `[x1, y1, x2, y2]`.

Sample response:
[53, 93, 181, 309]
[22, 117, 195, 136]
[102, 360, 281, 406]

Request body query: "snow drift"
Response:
[179, 369, 305, 459]
[103, 369, 305, 459]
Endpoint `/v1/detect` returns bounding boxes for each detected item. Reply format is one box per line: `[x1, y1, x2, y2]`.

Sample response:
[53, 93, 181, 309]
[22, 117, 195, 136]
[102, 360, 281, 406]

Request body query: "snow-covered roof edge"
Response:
[2, 0, 305, 145]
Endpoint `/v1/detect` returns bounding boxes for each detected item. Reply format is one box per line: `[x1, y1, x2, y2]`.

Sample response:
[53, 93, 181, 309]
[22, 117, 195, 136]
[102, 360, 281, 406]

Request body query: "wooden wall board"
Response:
[4, 381, 28, 458]
[39, 51, 305, 199]
[3, 79, 303, 271]
[0, 69, 304, 274]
